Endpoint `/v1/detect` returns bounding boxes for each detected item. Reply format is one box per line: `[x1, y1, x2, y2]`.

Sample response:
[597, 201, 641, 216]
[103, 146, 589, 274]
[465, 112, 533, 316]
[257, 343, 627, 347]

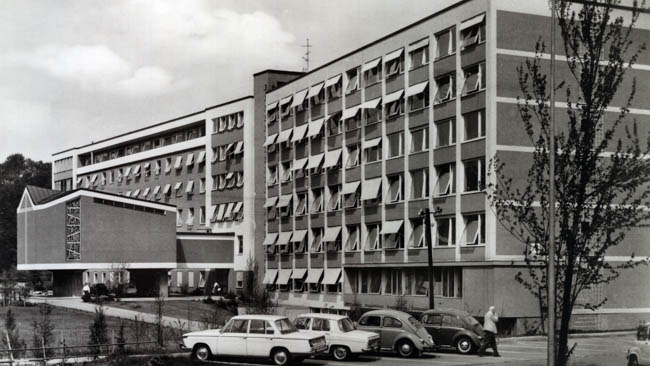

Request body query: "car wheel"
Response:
[455, 336, 474, 354]
[628, 355, 639, 366]
[397, 339, 417, 358]
[331, 345, 351, 361]
[272, 348, 292, 366]
[192, 344, 212, 361]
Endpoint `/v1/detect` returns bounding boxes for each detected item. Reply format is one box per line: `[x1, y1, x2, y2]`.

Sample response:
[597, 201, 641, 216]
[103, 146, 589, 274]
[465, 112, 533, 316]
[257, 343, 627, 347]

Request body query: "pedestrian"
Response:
[83, 282, 90, 296]
[212, 281, 221, 296]
[478, 306, 500, 357]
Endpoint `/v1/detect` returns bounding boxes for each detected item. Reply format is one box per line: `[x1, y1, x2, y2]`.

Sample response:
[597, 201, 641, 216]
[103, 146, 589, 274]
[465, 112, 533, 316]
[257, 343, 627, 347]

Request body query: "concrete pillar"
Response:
[52, 270, 84, 297]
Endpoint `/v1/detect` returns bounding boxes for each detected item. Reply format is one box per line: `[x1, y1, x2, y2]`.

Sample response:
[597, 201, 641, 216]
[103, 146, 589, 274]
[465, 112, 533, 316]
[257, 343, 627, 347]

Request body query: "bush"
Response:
[2, 308, 26, 359]
[31, 303, 55, 358]
[190, 287, 202, 296]
[89, 306, 108, 356]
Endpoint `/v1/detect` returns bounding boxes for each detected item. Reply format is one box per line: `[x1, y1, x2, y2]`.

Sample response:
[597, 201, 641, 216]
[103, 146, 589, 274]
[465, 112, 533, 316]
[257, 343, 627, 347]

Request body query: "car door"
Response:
[218, 319, 249, 356]
[312, 318, 331, 343]
[358, 315, 383, 346]
[294, 317, 312, 332]
[422, 314, 443, 345]
[439, 315, 465, 347]
[246, 319, 275, 357]
[381, 316, 405, 349]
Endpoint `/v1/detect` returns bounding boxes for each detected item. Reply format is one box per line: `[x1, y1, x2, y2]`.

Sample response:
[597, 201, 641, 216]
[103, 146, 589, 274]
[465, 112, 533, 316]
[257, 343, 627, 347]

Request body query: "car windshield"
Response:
[338, 318, 355, 332]
[408, 316, 424, 329]
[275, 318, 298, 334]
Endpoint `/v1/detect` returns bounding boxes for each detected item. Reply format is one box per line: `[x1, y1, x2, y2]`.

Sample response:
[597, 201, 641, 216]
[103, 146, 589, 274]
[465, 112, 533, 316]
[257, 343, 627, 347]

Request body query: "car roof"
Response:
[232, 315, 288, 321]
[422, 308, 472, 317]
[296, 313, 347, 320]
[361, 309, 413, 319]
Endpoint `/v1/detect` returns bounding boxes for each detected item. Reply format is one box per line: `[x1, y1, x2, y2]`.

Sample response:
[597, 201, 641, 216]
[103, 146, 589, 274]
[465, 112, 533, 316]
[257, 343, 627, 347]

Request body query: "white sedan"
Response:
[294, 313, 381, 361]
[181, 315, 328, 365]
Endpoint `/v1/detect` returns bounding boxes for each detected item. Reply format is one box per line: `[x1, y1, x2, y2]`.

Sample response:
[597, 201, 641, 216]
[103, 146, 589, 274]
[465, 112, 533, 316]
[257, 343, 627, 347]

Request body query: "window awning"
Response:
[322, 149, 342, 169]
[277, 128, 293, 144]
[363, 137, 382, 149]
[460, 13, 485, 30]
[306, 153, 325, 170]
[144, 162, 151, 169]
[264, 133, 278, 147]
[174, 182, 183, 191]
[133, 189, 140, 197]
[174, 156, 182, 169]
[290, 89, 309, 108]
[341, 105, 361, 120]
[162, 184, 171, 194]
[224, 202, 235, 219]
[185, 180, 194, 193]
[277, 269, 293, 285]
[384, 48, 404, 63]
[125, 167, 132, 177]
[384, 89, 404, 104]
[197, 151, 206, 164]
[406, 81, 429, 97]
[76, 177, 83, 184]
[263, 233, 278, 246]
[142, 187, 150, 197]
[186, 153, 194, 166]
[293, 157, 308, 171]
[289, 125, 306, 143]
[307, 82, 324, 98]
[90, 174, 98, 183]
[277, 194, 293, 208]
[216, 204, 226, 221]
[361, 177, 382, 201]
[305, 268, 324, 284]
[262, 269, 278, 285]
[323, 226, 342, 242]
[234, 141, 244, 154]
[291, 229, 308, 242]
[361, 58, 382, 72]
[226, 172, 234, 180]
[277, 232, 293, 245]
[306, 118, 325, 138]
[360, 97, 382, 109]
[279, 95, 293, 107]
[408, 38, 429, 52]
[233, 201, 243, 215]
[266, 101, 278, 111]
[208, 205, 217, 221]
[322, 268, 342, 285]
[324, 74, 342, 87]
[381, 220, 404, 234]
[264, 196, 278, 208]
[341, 181, 361, 195]
[290, 268, 307, 279]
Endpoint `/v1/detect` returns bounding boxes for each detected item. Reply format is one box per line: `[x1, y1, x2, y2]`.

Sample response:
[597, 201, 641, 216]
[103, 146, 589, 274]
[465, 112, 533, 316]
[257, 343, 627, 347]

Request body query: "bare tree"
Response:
[488, 1, 649, 365]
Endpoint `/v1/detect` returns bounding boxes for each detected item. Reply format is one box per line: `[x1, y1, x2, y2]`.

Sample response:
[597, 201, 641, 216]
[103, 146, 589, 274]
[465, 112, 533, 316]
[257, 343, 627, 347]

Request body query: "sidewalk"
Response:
[499, 330, 635, 343]
[28, 297, 205, 332]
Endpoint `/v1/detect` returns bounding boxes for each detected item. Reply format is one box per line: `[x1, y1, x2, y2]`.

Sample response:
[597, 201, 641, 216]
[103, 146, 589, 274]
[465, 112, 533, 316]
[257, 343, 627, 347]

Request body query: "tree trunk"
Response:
[556, 263, 574, 366]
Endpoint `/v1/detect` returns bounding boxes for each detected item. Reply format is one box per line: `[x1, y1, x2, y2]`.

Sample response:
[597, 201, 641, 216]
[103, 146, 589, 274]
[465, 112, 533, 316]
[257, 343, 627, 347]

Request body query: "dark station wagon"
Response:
[420, 308, 484, 354]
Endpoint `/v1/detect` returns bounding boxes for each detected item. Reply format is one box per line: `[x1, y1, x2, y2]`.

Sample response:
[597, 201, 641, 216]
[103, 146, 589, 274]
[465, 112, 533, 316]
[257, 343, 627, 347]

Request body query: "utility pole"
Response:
[301, 38, 312, 72]
[548, 1, 557, 365]
[420, 207, 441, 309]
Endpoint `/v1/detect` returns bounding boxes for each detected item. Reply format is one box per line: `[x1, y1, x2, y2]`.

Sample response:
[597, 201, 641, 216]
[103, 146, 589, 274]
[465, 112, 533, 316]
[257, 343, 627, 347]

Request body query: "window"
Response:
[267, 106, 278, 124]
[165, 157, 172, 173]
[294, 317, 311, 330]
[437, 217, 456, 246]
[385, 269, 403, 295]
[311, 188, 324, 214]
[434, 74, 456, 104]
[364, 141, 382, 164]
[346, 144, 360, 168]
[267, 166, 278, 186]
[345, 225, 360, 251]
[386, 132, 403, 158]
[345, 68, 359, 94]
[460, 15, 486, 50]
[363, 60, 382, 86]
[385, 49, 404, 77]
[65, 199, 81, 261]
[462, 63, 486, 95]
[311, 228, 324, 253]
[281, 161, 292, 182]
[327, 185, 341, 211]
[411, 168, 429, 199]
[295, 192, 308, 216]
[186, 208, 195, 226]
[237, 236, 244, 255]
[464, 158, 485, 192]
[199, 178, 206, 193]
[200, 206, 206, 225]
[410, 127, 429, 153]
[365, 104, 381, 125]
[464, 213, 485, 245]
[412, 270, 429, 296]
[358, 270, 382, 294]
[385, 98, 404, 118]
[345, 113, 361, 131]
[365, 223, 382, 251]
[176, 209, 183, 227]
[436, 118, 456, 147]
[312, 318, 331, 332]
[408, 84, 429, 112]
[326, 75, 342, 99]
[343, 183, 361, 209]
[175, 182, 184, 197]
[359, 315, 381, 326]
[387, 174, 403, 203]
[435, 27, 456, 58]
[327, 114, 342, 136]
[438, 267, 463, 298]
[410, 42, 429, 69]
[435, 163, 455, 196]
[463, 109, 485, 140]
[409, 218, 426, 248]
[383, 317, 403, 328]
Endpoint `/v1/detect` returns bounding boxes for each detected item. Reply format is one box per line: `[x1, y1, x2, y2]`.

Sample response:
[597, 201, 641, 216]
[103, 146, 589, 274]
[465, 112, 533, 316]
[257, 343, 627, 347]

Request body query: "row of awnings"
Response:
[262, 268, 342, 285]
[263, 220, 403, 247]
[267, 75, 343, 112]
[264, 177, 382, 209]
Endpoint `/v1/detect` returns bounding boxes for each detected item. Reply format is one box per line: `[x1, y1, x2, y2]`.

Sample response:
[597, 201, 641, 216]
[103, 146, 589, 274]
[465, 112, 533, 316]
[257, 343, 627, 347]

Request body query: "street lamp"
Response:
[547, 1, 557, 365]
[419, 207, 443, 310]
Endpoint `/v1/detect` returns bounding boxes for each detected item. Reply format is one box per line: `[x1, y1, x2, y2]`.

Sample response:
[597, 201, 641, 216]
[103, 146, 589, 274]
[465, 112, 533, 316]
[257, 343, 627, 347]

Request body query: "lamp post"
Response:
[420, 207, 442, 309]
[548, 1, 557, 365]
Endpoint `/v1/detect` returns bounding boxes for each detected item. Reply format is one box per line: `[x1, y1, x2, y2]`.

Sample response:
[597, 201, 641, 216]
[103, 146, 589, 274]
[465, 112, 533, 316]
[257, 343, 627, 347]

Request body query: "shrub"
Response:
[31, 303, 55, 358]
[89, 306, 108, 356]
[2, 308, 26, 359]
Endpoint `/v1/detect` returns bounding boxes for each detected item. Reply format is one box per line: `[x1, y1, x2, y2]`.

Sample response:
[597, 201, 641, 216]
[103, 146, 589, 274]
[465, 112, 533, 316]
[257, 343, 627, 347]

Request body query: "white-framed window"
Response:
[410, 127, 429, 153]
[200, 206, 206, 225]
[311, 228, 324, 253]
[175, 182, 184, 197]
[327, 113, 342, 136]
[176, 209, 183, 227]
[186, 208, 195, 226]
[435, 26, 456, 59]
[281, 161, 293, 182]
[358, 269, 382, 294]
[463, 109, 486, 141]
[236, 272, 244, 289]
[436, 118, 456, 147]
[460, 16, 486, 50]
[345, 67, 359, 94]
[464, 213, 485, 245]
[409, 41, 430, 69]
[409, 85, 429, 112]
[387, 174, 403, 203]
[165, 157, 172, 173]
[199, 178, 206, 193]
[385, 98, 404, 118]
[267, 166, 278, 186]
[345, 114, 361, 131]
[267, 107, 278, 124]
[409, 218, 426, 248]
[464, 158, 485, 192]
[295, 192, 308, 216]
[236, 172, 244, 187]
[364, 143, 382, 164]
[108, 170, 114, 184]
[365, 223, 382, 251]
[436, 217, 456, 246]
[410, 168, 429, 199]
[346, 144, 360, 168]
[384, 269, 404, 295]
[435, 163, 455, 196]
[385, 50, 404, 77]
[386, 132, 404, 159]
[327, 77, 342, 99]
[364, 62, 382, 86]
[365, 105, 381, 125]
[434, 74, 456, 104]
[345, 225, 360, 251]
[310, 188, 324, 214]
[327, 184, 341, 211]
[462, 63, 486, 95]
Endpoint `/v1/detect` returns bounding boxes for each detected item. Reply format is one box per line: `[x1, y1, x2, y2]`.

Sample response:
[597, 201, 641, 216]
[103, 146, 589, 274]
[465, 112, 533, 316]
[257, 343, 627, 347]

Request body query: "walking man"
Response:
[478, 306, 500, 357]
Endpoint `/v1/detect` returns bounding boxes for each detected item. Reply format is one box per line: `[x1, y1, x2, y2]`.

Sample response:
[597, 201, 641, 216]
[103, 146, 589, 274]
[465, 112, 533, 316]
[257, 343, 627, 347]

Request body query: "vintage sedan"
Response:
[294, 313, 381, 361]
[627, 322, 650, 366]
[421, 308, 484, 354]
[181, 315, 328, 365]
[356, 309, 435, 357]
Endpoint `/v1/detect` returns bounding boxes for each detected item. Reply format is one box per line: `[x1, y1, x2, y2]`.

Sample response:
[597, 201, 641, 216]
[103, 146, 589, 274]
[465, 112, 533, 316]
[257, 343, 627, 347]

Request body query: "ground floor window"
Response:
[236, 272, 243, 289]
[346, 267, 462, 298]
[406, 267, 462, 298]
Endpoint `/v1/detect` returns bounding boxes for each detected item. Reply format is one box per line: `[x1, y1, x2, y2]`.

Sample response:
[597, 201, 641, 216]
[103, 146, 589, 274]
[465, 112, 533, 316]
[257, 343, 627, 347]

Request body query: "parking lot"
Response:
[196, 334, 632, 366]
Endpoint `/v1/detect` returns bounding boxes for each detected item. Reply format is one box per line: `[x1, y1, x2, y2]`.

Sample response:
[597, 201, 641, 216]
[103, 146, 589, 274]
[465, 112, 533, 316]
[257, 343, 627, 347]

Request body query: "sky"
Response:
[0, 0, 458, 162]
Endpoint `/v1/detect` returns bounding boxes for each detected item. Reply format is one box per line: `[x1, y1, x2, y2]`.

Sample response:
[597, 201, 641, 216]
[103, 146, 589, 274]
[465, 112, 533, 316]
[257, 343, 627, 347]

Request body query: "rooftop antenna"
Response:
[301, 38, 311, 72]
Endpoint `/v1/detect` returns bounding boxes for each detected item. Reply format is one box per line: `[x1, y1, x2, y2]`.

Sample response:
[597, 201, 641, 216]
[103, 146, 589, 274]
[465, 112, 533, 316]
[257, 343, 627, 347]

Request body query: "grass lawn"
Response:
[107, 300, 232, 324]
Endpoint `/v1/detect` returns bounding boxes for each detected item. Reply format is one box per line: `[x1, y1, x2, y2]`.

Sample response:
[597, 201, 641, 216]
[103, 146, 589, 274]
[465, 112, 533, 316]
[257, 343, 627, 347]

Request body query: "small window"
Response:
[408, 85, 429, 112]
[464, 158, 485, 192]
[435, 163, 455, 196]
[464, 213, 486, 245]
[383, 317, 403, 328]
[359, 315, 381, 327]
[386, 132, 403, 159]
[435, 27, 456, 59]
[434, 74, 456, 104]
[387, 174, 403, 203]
[346, 68, 359, 94]
[462, 63, 486, 95]
[249, 319, 271, 334]
[345, 225, 360, 251]
[437, 217, 456, 246]
[295, 192, 308, 216]
[410, 127, 429, 153]
[312, 318, 330, 332]
[410, 44, 429, 69]
[311, 228, 324, 253]
[436, 119, 456, 147]
[385, 49, 404, 77]
[364, 142, 382, 164]
[411, 168, 429, 199]
[409, 218, 426, 248]
[327, 114, 342, 136]
[365, 223, 382, 251]
[224, 319, 248, 333]
[460, 16, 486, 50]
[327, 185, 341, 211]
[310, 188, 324, 214]
[463, 109, 485, 141]
[294, 317, 312, 330]
[346, 144, 360, 168]
[364, 61, 382, 86]
[385, 99, 404, 118]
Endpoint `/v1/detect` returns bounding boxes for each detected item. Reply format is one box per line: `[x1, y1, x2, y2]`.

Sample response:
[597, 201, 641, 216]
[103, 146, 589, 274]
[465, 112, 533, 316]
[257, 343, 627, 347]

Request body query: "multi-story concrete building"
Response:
[261, 0, 650, 332]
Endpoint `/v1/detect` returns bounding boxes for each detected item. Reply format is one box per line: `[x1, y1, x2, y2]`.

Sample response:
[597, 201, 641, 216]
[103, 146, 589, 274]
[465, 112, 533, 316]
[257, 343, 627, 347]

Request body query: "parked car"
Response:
[81, 283, 114, 303]
[420, 308, 484, 354]
[355, 309, 435, 358]
[293, 313, 381, 361]
[181, 314, 328, 365]
[628, 322, 650, 366]
[123, 284, 137, 296]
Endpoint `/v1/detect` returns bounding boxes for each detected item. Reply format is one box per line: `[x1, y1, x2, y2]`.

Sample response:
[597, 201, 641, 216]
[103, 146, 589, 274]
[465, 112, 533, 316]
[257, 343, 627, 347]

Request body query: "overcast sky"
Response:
[0, 0, 460, 162]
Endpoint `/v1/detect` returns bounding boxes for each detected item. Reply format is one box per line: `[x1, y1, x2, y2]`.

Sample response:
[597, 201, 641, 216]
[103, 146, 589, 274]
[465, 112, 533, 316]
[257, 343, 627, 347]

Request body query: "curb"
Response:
[499, 330, 634, 343]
